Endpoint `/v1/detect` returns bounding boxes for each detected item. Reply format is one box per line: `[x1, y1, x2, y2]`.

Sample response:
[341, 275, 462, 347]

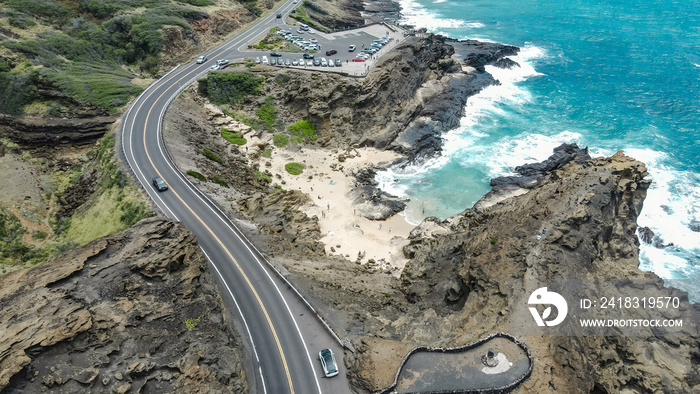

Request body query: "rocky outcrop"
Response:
[0, 114, 116, 146]
[0, 218, 248, 393]
[237, 190, 326, 258]
[397, 148, 699, 393]
[452, 39, 520, 73]
[251, 35, 515, 161]
[161, 8, 254, 67]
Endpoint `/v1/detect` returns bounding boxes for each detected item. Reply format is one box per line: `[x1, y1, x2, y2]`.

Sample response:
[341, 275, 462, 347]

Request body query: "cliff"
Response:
[396, 148, 699, 393]
[0, 218, 248, 393]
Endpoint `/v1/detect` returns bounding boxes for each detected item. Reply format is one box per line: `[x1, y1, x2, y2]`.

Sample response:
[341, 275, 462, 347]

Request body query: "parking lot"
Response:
[242, 22, 406, 76]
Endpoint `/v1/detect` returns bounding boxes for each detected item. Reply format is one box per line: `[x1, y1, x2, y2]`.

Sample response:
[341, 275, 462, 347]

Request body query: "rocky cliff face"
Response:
[161, 7, 254, 67]
[244, 35, 513, 161]
[0, 218, 248, 394]
[397, 148, 699, 393]
[0, 114, 116, 147]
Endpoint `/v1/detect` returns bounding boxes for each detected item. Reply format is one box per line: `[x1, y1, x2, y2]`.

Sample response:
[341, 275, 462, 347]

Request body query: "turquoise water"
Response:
[378, 0, 700, 297]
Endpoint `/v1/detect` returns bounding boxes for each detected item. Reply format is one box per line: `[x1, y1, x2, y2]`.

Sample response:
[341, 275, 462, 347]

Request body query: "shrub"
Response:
[261, 148, 273, 158]
[221, 128, 247, 145]
[222, 108, 259, 129]
[198, 72, 264, 104]
[186, 170, 207, 182]
[285, 162, 304, 175]
[211, 176, 229, 187]
[256, 97, 277, 130]
[201, 148, 224, 164]
[273, 134, 289, 147]
[289, 120, 318, 143]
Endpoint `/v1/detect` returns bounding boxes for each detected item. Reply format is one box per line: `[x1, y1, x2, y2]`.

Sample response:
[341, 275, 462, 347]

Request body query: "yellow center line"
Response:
[138, 35, 295, 393]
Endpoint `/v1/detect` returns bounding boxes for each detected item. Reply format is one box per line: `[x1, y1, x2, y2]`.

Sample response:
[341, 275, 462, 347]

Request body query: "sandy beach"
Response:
[219, 116, 416, 273]
[267, 144, 415, 273]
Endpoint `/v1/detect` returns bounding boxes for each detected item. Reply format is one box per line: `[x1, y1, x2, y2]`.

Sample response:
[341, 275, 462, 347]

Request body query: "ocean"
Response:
[376, 0, 700, 299]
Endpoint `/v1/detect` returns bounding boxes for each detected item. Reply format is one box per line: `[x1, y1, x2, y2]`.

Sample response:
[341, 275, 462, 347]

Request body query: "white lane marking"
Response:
[259, 366, 268, 394]
[153, 80, 322, 394]
[201, 247, 266, 394]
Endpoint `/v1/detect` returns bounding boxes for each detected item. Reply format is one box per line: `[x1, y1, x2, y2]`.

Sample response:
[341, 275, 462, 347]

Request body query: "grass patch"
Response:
[65, 187, 152, 245]
[186, 170, 207, 182]
[256, 96, 277, 130]
[289, 8, 330, 32]
[211, 176, 229, 187]
[255, 171, 272, 183]
[261, 148, 273, 158]
[289, 120, 318, 143]
[221, 128, 247, 145]
[285, 162, 305, 175]
[185, 316, 201, 330]
[273, 134, 289, 147]
[201, 148, 224, 164]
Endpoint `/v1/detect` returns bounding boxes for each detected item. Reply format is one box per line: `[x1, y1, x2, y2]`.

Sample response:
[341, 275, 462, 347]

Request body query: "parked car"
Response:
[255, 57, 261, 64]
[352, 57, 366, 62]
[319, 349, 339, 378]
[328, 60, 334, 67]
[196, 55, 207, 64]
[298, 58, 305, 65]
[270, 52, 282, 57]
[303, 53, 314, 59]
[152, 177, 168, 192]
[262, 56, 269, 65]
[306, 59, 313, 66]
[348, 45, 356, 52]
[310, 38, 318, 44]
[335, 58, 342, 67]
[320, 58, 328, 66]
[325, 49, 337, 56]
[285, 59, 291, 66]
[292, 59, 299, 66]
[270, 58, 277, 65]
[313, 58, 321, 66]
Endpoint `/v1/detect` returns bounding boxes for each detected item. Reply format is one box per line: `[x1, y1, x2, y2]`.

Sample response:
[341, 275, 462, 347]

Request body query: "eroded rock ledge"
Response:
[0, 218, 248, 394]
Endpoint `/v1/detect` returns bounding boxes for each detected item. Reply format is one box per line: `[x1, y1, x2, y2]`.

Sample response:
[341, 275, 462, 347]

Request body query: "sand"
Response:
[250, 136, 416, 273]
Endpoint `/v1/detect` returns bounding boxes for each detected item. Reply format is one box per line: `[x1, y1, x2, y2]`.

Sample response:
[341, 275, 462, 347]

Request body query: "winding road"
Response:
[121, 4, 351, 393]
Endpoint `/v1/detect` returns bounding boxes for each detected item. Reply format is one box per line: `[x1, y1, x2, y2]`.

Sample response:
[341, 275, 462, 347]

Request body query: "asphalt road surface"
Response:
[121, 4, 359, 393]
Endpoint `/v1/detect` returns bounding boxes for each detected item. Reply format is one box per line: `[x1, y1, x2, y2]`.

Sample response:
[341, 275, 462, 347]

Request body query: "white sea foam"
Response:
[398, 0, 467, 29]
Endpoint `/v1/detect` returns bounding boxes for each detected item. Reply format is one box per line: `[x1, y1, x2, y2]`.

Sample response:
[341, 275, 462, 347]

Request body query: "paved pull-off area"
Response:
[393, 337, 531, 393]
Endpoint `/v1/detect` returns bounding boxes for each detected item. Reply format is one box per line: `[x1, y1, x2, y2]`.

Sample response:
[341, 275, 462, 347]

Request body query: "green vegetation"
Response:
[198, 72, 264, 105]
[273, 134, 290, 147]
[382, 292, 392, 298]
[490, 238, 498, 245]
[289, 120, 318, 143]
[211, 176, 229, 187]
[275, 74, 291, 84]
[255, 171, 272, 183]
[186, 170, 207, 182]
[0, 0, 219, 114]
[65, 134, 153, 245]
[201, 148, 224, 164]
[261, 148, 273, 158]
[185, 316, 201, 330]
[256, 97, 277, 130]
[222, 107, 260, 129]
[221, 128, 247, 145]
[0, 208, 51, 267]
[285, 162, 305, 175]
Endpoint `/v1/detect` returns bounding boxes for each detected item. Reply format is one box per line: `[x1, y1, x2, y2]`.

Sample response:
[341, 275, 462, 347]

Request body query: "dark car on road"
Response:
[152, 177, 168, 192]
[319, 349, 338, 378]
[325, 49, 337, 56]
[270, 52, 282, 57]
[303, 53, 314, 59]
